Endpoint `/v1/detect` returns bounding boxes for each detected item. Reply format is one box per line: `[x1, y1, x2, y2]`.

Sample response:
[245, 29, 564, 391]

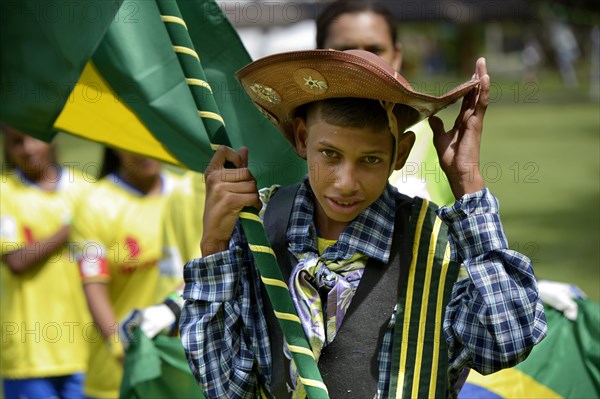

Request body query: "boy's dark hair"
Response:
[296, 98, 418, 135]
[99, 147, 120, 179]
[0, 124, 14, 170]
[297, 98, 389, 132]
[316, 0, 398, 49]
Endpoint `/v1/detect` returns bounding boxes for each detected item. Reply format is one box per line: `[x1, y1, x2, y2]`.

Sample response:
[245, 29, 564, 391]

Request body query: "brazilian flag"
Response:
[460, 300, 600, 399]
[120, 329, 206, 399]
[0, 0, 305, 188]
[1, 1, 310, 398]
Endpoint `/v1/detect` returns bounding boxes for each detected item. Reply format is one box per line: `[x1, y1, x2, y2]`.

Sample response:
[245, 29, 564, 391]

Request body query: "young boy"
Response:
[1, 127, 92, 399]
[180, 50, 547, 399]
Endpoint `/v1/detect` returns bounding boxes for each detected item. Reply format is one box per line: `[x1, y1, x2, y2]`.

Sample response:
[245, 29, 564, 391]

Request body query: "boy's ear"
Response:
[293, 117, 309, 159]
[394, 131, 415, 170]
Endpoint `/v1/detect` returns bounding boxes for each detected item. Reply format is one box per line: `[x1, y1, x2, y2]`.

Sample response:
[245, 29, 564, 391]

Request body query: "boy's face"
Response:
[3, 128, 54, 174]
[294, 112, 410, 238]
[115, 150, 162, 181]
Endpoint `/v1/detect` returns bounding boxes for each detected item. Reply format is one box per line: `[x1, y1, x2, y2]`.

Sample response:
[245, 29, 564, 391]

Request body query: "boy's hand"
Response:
[201, 146, 261, 256]
[429, 57, 489, 200]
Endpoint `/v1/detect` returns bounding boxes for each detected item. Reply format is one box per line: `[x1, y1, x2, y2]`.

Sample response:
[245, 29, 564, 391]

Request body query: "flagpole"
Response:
[154, 1, 329, 398]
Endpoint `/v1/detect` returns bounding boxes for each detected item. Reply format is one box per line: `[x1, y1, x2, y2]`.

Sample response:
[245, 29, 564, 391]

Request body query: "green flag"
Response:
[120, 330, 206, 399]
[0, 0, 124, 140]
[0, 0, 305, 187]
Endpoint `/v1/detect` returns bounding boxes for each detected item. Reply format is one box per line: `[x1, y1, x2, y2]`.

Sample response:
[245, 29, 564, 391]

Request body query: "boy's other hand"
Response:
[429, 57, 489, 200]
[201, 146, 261, 256]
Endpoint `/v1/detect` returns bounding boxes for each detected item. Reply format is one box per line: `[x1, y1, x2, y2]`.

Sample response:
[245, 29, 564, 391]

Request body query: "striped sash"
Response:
[156, 2, 328, 397]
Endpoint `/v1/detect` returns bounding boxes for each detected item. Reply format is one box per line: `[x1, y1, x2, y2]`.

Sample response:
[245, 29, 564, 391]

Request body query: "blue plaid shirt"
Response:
[180, 182, 547, 399]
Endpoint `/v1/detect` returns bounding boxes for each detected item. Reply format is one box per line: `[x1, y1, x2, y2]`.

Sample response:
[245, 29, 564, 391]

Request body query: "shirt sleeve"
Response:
[437, 188, 547, 380]
[180, 222, 271, 399]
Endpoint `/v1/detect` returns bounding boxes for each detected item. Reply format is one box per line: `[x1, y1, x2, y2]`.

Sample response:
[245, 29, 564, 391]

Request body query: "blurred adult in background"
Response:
[316, 0, 402, 70]
[316, 0, 455, 205]
[0, 125, 92, 399]
[72, 148, 184, 399]
[549, 20, 581, 88]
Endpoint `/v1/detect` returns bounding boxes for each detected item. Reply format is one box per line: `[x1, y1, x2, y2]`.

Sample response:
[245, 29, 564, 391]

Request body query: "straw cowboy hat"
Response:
[236, 49, 480, 149]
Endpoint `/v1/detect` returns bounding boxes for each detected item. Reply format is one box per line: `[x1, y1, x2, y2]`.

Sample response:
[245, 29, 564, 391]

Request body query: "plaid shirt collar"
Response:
[287, 178, 396, 263]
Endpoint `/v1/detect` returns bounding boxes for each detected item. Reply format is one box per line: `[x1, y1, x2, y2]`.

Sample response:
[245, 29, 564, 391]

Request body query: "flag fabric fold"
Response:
[0, 0, 125, 139]
[120, 329, 206, 399]
[1, 0, 305, 188]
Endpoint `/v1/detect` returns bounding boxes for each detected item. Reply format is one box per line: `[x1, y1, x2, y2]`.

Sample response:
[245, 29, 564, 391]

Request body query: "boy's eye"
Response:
[321, 149, 337, 158]
[364, 156, 382, 165]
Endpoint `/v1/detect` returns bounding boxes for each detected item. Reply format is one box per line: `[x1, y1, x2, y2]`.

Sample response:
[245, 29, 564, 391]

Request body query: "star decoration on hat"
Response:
[249, 83, 281, 104]
[303, 76, 328, 91]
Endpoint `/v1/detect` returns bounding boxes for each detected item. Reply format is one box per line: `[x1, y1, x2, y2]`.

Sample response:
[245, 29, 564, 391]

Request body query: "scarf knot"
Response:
[287, 250, 368, 398]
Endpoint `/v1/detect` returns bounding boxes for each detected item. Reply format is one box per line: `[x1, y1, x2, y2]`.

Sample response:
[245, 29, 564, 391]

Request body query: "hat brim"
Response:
[236, 49, 480, 148]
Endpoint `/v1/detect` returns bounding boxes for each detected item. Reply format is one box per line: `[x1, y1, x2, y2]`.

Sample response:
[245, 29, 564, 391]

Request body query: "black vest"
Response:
[262, 184, 460, 398]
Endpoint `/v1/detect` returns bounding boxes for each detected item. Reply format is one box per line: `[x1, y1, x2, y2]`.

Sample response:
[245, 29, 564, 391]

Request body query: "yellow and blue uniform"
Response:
[72, 172, 182, 399]
[0, 169, 92, 380]
[162, 170, 205, 269]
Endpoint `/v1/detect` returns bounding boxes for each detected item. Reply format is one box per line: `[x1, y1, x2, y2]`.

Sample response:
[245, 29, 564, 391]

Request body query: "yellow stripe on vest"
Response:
[395, 199, 429, 399]
[173, 45, 200, 61]
[249, 244, 276, 257]
[287, 344, 316, 359]
[274, 311, 301, 323]
[412, 217, 442, 398]
[429, 244, 451, 398]
[198, 111, 225, 125]
[185, 78, 212, 92]
[160, 15, 188, 29]
[298, 377, 329, 393]
[239, 212, 262, 223]
[261, 276, 289, 290]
